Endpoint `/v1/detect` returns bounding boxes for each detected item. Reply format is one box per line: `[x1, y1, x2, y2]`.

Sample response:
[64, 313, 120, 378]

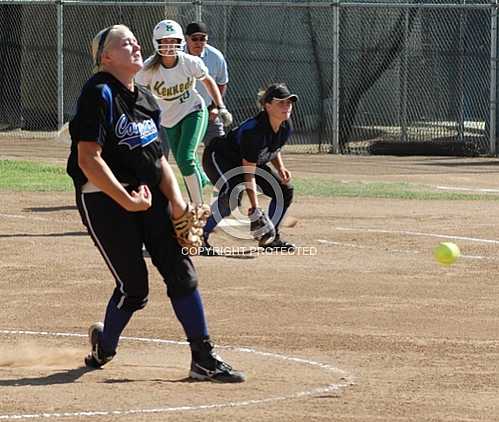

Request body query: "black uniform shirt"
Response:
[66, 72, 163, 188]
[212, 111, 292, 166]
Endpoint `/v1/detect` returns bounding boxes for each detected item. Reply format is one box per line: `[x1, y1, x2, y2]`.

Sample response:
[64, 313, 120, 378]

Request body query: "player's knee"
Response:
[112, 288, 149, 312]
[167, 278, 198, 298]
[177, 158, 197, 176]
[122, 296, 149, 312]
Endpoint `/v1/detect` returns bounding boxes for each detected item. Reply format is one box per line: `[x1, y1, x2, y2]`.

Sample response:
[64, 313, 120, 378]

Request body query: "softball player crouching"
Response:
[201, 83, 297, 256]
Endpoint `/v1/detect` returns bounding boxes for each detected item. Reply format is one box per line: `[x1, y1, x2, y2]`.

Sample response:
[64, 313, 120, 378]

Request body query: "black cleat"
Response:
[190, 358, 246, 383]
[198, 237, 221, 257]
[189, 338, 245, 383]
[259, 235, 296, 252]
[84, 322, 115, 368]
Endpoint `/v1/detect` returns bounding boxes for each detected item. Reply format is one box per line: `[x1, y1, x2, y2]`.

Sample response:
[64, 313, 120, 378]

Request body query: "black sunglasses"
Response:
[190, 35, 207, 42]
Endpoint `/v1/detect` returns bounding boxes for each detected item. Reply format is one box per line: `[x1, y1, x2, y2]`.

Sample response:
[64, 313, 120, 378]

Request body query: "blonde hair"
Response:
[91, 24, 131, 72]
[143, 52, 163, 72]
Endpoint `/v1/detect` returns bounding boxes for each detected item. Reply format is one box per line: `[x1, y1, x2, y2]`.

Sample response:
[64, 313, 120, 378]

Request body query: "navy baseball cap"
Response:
[185, 22, 208, 36]
[263, 84, 298, 103]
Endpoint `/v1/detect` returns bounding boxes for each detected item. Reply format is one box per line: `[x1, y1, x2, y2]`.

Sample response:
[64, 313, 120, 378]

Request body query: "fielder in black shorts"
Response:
[202, 83, 297, 255]
[66, 24, 243, 383]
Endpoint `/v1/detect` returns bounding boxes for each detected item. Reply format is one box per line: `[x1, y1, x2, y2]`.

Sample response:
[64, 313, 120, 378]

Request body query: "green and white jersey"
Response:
[135, 52, 208, 128]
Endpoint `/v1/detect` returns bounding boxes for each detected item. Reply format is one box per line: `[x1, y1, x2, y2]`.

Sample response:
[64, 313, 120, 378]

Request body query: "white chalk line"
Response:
[0, 386, 339, 420]
[0, 330, 352, 420]
[0, 213, 54, 222]
[334, 226, 499, 245]
[0, 213, 78, 225]
[317, 239, 492, 261]
[435, 185, 499, 193]
[0, 212, 242, 227]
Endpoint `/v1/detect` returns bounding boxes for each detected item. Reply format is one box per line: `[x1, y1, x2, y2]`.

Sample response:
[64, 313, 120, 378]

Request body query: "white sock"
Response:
[184, 173, 204, 205]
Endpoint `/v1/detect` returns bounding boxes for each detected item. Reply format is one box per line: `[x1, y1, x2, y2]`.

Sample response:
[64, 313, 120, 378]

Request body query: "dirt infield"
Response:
[1, 138, 499, 421]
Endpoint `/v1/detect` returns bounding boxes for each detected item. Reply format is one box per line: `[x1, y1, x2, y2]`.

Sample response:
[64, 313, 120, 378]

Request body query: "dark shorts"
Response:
[202, 146, 294, 228]
[76, 185, 198, 306]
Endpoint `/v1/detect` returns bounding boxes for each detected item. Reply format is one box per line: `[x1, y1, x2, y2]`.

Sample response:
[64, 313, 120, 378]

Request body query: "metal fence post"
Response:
[400, 6, 409, 143]
[331, 0, 340, 154]
[194, 0, 202, 22]
[490, 0, 497, 155]
[56, 0, 64, 131]
[222, 4, 228, 54]
[457, 7, 465, 143]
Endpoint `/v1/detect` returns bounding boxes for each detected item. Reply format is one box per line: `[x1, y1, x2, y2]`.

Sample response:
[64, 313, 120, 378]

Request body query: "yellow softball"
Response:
[433, 242, 460, 265]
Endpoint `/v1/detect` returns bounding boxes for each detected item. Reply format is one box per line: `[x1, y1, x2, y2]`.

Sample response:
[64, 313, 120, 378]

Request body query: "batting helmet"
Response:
[153, 19, 185, 57]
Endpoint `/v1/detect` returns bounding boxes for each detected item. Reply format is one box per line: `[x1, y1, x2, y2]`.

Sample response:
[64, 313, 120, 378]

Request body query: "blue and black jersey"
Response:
[210, 111, 291, 166]
[67, 72, 162, 188]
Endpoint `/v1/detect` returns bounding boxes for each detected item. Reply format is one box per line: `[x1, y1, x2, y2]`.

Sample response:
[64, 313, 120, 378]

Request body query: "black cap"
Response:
[263, 84, 298, 103]
[185, 22, 208, 36]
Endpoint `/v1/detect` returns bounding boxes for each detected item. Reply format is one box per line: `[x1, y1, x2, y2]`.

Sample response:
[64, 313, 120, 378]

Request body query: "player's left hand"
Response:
[278, 167, 291, 184]
[217, 106, 233, 127]
[248, 207, 275, 245]
[208, 108, 219, 122]
[171, 203, 211, 254]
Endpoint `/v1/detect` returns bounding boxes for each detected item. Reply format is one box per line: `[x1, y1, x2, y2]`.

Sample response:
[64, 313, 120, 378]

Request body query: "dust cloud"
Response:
[0, 341, 83, 368]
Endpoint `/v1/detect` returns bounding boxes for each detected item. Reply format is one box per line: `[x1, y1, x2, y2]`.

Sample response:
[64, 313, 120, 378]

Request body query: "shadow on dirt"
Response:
[0, 366, 92, 386]
[0, 232, 86, 238]
[24, 206, 77, 212]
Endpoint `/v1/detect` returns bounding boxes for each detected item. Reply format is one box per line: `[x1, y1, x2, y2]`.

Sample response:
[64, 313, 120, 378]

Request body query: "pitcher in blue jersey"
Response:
[66, 24, 244, 383]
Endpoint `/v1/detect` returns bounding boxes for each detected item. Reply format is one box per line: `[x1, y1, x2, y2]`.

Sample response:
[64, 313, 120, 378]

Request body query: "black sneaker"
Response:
[259, 235, 296, 252]
[198, 237, 221, 257]
[84, 322, 115, 368]
[189, 338, 245, 383]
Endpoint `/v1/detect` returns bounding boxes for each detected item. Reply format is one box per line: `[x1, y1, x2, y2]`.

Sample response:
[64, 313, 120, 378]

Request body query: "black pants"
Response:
[76, 185, 198, 312]
[202, 147, 294, 233]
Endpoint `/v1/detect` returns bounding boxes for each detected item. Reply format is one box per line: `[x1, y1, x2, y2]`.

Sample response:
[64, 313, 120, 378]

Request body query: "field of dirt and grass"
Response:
[1, 136, 499, 421]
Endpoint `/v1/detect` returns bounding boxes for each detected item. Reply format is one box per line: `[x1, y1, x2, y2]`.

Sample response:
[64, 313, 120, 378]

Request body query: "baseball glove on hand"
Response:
[249, 207, 276, 246]
[172, 204, 211, 254]
[218, 107, 233, 127]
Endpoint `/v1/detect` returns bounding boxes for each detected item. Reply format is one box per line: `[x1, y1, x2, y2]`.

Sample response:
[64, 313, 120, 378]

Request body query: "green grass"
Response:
[2, 159, 499, 201]
[0, 160, 73, 191]
[292, 177, 499, 200]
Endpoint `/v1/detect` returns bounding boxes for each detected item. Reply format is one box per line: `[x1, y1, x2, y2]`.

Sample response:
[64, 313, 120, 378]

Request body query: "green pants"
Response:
[165, 108, 208, 180]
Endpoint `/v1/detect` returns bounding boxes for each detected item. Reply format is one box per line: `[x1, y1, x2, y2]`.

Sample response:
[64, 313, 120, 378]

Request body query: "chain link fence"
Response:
[339, 2, 492, 156]
[0, 0, 496, 155]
